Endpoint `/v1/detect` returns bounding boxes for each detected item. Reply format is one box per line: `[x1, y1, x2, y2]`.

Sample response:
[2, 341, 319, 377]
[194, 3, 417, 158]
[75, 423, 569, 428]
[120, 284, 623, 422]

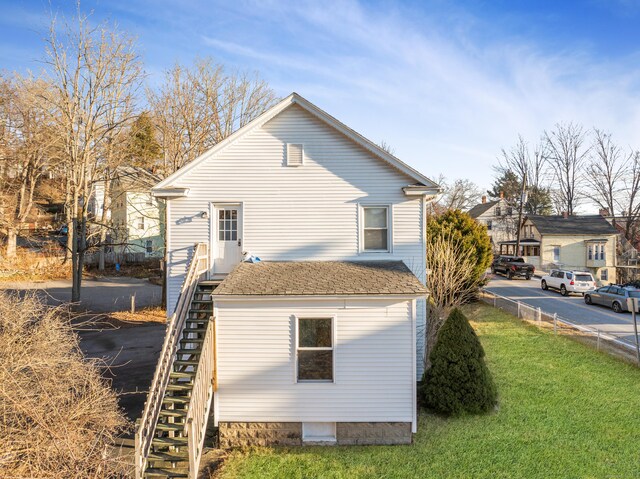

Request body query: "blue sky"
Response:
[2, 0, 640, 201]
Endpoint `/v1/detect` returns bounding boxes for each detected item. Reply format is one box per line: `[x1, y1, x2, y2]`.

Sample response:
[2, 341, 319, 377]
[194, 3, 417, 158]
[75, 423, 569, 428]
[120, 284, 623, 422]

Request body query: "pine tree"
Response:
[420, 308, 497, 415]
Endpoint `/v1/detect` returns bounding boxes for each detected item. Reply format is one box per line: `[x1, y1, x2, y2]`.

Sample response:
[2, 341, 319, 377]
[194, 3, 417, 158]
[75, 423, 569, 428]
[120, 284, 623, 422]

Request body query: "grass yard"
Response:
[214, 303, 640, 479]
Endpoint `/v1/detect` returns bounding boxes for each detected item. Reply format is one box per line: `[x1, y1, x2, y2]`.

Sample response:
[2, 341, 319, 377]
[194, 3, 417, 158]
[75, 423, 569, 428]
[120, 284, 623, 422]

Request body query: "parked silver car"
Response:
[583, 285, 640, 313]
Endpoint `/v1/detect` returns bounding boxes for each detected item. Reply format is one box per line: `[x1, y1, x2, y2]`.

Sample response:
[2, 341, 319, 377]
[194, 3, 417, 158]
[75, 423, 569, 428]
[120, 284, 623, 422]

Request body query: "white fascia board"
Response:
[212, 293, 428, 302]
[403, 185, 442, 198]
[151, 187, 190, 198]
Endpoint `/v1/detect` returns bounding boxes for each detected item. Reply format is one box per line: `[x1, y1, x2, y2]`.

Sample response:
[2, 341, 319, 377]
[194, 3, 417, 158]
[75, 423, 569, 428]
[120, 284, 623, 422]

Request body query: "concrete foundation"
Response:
[217, 421, 412, 448]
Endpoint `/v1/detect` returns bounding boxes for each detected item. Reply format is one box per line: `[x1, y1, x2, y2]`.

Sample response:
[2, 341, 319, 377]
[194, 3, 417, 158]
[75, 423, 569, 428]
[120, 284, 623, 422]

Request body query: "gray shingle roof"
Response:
[468, 201, 499, 218]
[213, 261, 428, 296]
[527, 215, 617, 235]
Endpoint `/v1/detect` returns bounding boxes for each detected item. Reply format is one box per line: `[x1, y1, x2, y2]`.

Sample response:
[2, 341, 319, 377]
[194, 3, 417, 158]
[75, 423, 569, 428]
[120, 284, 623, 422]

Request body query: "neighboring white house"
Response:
[468, 195, 515, 251]
[146, 93, 440, 460]
[111, 166, 164, 259]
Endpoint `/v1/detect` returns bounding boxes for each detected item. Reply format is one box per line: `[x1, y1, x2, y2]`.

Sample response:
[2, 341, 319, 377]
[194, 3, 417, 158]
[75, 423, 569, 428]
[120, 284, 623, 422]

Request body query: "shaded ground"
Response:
[79, 320, 166, 420]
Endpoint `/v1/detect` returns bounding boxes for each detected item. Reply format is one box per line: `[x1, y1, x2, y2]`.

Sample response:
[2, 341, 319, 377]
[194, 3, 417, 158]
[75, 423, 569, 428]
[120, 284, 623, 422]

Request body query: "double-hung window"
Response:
[362, 206, 390, 252]
[297, 317, 333, 382]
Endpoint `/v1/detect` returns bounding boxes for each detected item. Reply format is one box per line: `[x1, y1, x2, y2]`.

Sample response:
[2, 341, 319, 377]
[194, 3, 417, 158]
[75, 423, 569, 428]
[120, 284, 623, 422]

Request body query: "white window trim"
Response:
[552, 245, 560, 263]
[294, 315, 336, 384]
[358, 204, 393, 254]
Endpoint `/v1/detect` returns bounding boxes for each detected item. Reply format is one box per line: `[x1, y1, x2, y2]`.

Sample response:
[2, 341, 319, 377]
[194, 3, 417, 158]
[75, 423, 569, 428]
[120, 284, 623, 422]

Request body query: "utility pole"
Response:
[514, 172, 527, 257]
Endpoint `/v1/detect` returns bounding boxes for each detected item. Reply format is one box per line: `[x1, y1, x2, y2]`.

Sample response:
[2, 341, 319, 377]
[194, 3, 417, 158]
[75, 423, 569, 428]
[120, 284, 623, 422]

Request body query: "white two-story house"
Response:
[468, 195, 515, 252]
[137, 93, 440, 477]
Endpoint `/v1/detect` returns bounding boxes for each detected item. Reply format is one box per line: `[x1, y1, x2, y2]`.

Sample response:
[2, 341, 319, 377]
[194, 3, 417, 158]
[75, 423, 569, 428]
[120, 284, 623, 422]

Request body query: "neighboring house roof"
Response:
[468, 200, 499, 219]
[113, 166, 161, 192]
[526, 215, 618, 236]
[213, 260, 428, 297]
[153, 92, 440, 195]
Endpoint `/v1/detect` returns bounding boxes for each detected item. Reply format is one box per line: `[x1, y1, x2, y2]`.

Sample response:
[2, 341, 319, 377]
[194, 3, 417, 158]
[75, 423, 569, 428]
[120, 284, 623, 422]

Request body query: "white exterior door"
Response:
[212, 204, 243, 274]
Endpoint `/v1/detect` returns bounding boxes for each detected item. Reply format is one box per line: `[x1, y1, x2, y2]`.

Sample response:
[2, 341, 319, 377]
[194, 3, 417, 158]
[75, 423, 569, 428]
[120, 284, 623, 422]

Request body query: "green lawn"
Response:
[216, 303, 640, 479]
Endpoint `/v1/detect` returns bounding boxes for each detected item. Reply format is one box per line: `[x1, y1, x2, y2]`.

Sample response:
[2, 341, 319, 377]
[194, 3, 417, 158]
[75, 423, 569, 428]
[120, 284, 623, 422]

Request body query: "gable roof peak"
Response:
[153, 92, 440, 194]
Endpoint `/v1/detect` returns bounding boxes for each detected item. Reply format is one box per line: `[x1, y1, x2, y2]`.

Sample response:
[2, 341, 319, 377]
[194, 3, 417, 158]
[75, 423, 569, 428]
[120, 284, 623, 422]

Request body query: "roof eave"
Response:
[212, 292, 429, 301]
[151, 187, 190, 198]
[403, 185, 442, 198]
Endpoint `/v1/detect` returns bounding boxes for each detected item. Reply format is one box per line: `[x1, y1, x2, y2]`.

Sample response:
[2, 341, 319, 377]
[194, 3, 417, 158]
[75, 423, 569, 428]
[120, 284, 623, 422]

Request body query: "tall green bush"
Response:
[420, 308, 497, 415]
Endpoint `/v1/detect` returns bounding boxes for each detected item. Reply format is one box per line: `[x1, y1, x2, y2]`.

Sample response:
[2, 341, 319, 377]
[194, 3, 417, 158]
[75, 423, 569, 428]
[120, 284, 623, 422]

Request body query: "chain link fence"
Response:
[479, 290, 640, 366]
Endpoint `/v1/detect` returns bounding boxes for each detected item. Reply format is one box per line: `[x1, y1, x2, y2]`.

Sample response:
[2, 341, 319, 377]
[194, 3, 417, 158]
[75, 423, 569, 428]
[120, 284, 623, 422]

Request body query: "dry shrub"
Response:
[0, 292, 129, 478]
[0, 246, 70, 281]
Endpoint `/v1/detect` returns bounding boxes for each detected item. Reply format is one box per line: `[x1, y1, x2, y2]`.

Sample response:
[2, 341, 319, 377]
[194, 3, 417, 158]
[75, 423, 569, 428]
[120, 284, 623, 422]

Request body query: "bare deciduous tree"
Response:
[41, 9, 142, 300]
[543, 122, 589, 215]
[0, 76, 59, 258]
[147, 58, 277, 176]
[437, 175, 482, 211]
[585, 129, 629, 222]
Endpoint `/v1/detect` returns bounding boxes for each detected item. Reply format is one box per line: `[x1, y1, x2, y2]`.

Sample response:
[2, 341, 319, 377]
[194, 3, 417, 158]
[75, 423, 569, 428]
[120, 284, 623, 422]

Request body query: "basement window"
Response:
[286, 143, 304, 166]
[297, 317, 333, 382]
[302, 422, 336, 443]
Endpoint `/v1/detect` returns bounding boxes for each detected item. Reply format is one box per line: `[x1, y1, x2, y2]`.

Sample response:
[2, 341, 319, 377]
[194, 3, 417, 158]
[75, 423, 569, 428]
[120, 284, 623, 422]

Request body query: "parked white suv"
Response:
[541, 270, 597, 296]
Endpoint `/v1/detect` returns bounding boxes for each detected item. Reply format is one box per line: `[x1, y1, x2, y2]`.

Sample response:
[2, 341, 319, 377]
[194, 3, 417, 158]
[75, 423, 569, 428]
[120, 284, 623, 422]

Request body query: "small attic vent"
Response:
[286, 143, 304, 166]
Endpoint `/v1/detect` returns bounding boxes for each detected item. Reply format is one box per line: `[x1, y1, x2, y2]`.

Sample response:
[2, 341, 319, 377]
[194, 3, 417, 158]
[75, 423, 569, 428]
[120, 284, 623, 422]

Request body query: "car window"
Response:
[513, 258, 524, 263]
[599, 286, 611, 293]
[575, 274, 593, 281]
[551, 271, 559, 278]
[566, 273, 573, 280]
[609, 286, 623, 295]
[558, 272, 565, 279]
[629, 291, 640, 298]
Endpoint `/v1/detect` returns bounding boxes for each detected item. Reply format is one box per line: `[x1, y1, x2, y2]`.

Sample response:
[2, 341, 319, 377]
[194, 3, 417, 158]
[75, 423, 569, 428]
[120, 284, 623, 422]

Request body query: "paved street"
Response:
[0, 276, 161, 312]
[485, 275, 640, 347]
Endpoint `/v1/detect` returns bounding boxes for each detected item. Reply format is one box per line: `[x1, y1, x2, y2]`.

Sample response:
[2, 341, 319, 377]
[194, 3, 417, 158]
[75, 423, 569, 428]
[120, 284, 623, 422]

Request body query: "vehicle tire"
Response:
[584, 294, 592, 305]
[612, 301, 623, 313]
[560, 284, 568, 296]
[541, 280, 548, 290]
[508, 271, 514, 280]
[525, 274, 531, 280]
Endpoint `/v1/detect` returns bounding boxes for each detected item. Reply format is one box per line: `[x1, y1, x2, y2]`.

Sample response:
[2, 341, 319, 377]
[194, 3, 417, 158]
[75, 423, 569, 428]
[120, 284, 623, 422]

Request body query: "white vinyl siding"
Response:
[214, 298, 414, 423]
[165, 104, 427, 377]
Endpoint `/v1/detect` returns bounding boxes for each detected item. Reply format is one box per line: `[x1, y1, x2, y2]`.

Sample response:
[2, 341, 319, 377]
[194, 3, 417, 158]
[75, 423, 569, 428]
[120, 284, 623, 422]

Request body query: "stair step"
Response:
[144, 467, 188, 478]
[174, 359, 199, 366]
[166, 383, 193, 392]
[170, 371, 196, 379]
[148, 450, 189, 462]
[156, 422, 185, 432]
[180, 337, 204, 343]
[183, 326, 206, 333]
[163, 396, 190, 405]
[160, 409, 188, 418]
[151, 436, 188, 446]
[188, 309, 213, 314]
[191, 299, 212, 304]
[176, 350, 201, 358]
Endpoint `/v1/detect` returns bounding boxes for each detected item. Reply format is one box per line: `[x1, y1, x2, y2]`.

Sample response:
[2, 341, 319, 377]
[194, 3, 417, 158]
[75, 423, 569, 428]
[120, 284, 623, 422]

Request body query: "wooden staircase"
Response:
[143, 282, 218, 478]
[135, 244, 217, 479]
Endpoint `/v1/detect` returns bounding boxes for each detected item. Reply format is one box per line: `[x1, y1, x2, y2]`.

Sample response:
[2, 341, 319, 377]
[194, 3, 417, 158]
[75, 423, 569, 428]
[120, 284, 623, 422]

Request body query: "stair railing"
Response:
[135, 242, 209, 479]
[185, 315, 216, 478]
